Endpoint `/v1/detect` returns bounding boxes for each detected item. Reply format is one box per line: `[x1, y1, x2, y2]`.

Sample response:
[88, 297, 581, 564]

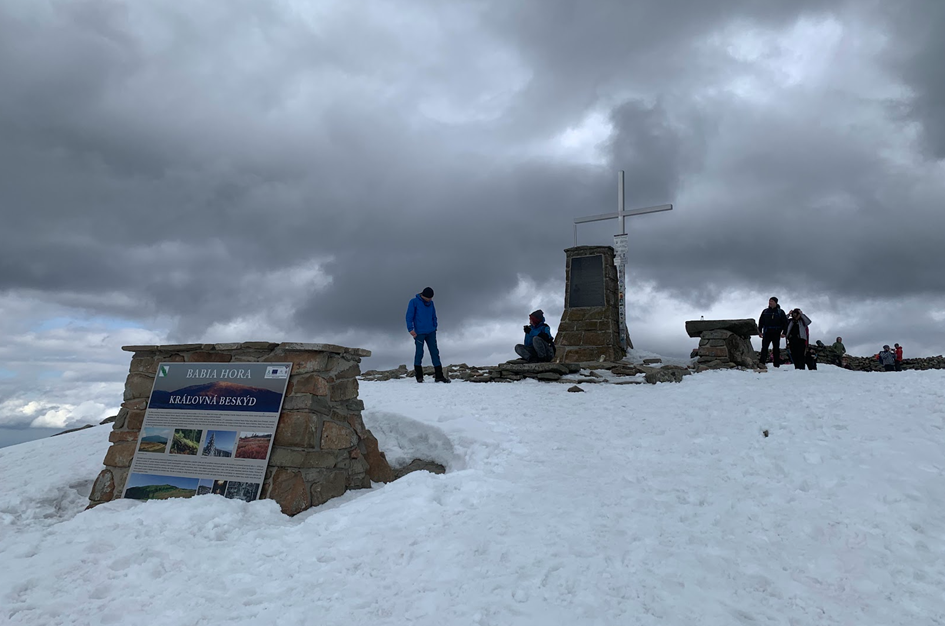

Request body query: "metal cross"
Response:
[573, 170, 673, 349]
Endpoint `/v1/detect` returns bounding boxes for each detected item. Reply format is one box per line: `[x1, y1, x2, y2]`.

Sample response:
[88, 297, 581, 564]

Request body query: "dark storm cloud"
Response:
[880, 0, 945, 159]
[0, 0, 943, 364]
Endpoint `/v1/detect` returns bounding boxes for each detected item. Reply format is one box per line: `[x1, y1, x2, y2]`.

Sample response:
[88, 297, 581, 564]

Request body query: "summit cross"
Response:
[572, 170, 673, 349]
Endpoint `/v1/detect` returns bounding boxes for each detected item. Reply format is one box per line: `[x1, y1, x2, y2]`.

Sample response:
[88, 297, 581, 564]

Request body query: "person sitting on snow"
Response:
[515, 310, 556, 363]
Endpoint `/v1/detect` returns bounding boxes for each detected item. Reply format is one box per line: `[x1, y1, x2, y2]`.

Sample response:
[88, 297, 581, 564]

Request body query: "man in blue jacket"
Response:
[405, 287, 450, 383]
[515, 309, 556, 363]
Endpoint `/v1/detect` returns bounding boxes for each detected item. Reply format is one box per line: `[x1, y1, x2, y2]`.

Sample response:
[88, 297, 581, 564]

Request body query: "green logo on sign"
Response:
[158, 365, 169, 377]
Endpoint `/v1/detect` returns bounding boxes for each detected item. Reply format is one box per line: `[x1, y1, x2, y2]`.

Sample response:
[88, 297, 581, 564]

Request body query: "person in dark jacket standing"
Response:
[894, 343, 903, 371]
[515, 310, 556, 363]
[784, 308, 812, 370]
[758, 297, 788, 367]
[405, 287, 450, 383]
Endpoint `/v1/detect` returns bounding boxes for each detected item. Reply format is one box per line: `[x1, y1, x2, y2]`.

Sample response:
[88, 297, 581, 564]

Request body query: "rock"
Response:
[642, 358, 662, 364]
[99, 415, 117, 425]
[644, 369, 687, 384]
[393, 459, 446, 480]
[536, 372, 562, 381]
[267, 469, 311, 516]
[696, 329, 759, 369]
[685, 319, 759, 339]
[287, 373, 330, 396]
[567, 385, 585, 393]
[273, 412, 317, 448]
[498, 363, 570, 375]
[103, 442, 137, 467]
[52, 424, 95, 437]
[310, 471, 347, 507]
[89, 469, 116, 502]
[320, 420, 358, 450]
[123, 373, 155, 401]
[185, 351, 233, 362]
[362, 430, 394, 483]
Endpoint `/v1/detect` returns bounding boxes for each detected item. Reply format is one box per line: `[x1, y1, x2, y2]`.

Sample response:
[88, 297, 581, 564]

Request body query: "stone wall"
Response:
[88, 341, 393, 515]
[808, 344, 945, 371]
[554, 246, 626, 363]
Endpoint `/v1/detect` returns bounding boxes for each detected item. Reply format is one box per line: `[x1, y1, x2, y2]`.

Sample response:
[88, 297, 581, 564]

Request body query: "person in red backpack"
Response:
[894, 343, 903, 371]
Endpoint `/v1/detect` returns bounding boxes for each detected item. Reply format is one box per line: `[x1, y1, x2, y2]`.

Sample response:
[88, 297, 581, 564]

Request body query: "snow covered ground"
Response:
[1, 364, 944, 625]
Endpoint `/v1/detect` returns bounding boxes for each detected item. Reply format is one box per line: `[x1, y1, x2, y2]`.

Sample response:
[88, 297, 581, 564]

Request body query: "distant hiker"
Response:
[405, 287, 450, 383]
[515, 310, 556, 363]
[877, 345, 896, 371]
[831, 336, 846, 364]
[758, 297, 788, 367]
[805, 346, 818, 370]
[894, 343, 903, 371]
[784, 308, 812, 370]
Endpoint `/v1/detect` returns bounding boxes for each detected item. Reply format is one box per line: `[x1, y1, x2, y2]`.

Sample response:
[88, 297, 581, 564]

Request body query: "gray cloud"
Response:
[1, 0, 944, 430]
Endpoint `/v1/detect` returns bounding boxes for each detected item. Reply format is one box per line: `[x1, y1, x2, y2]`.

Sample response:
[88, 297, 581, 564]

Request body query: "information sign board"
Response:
[123, 362, 291, 503]
[568, 255, 606, 308]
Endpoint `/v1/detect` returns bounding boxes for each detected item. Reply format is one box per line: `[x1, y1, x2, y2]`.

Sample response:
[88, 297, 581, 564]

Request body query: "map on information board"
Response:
[123, 362, 291, 503]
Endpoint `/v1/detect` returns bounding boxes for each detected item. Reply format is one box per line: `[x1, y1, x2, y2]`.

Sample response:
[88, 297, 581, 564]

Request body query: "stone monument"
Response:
[685, 319, 760, 369]
[88, 341, 393, 516]
[553, 246, 627, 363]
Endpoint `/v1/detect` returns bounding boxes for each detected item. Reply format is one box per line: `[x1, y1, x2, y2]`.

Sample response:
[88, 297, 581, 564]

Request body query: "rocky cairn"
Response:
[686, 319, 763, 371]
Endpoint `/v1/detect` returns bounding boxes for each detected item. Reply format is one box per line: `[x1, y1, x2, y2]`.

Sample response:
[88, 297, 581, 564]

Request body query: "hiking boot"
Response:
[434, 365, 451, 383]
[414, 365, 424, 383]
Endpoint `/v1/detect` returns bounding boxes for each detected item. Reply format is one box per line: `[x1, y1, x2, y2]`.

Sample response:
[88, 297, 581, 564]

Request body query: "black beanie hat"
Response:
[529, 309, 544, 322]
[421, 287, 434, 298]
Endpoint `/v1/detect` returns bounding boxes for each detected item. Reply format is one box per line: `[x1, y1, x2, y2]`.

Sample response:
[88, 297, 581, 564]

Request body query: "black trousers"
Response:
[515, 336, 555, 363]
[789, 338, 807, 370]
[760, 332, 782, 366]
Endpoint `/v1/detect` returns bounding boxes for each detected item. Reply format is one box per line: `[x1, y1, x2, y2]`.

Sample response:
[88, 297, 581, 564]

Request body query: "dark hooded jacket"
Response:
[759, 306, 788, 336]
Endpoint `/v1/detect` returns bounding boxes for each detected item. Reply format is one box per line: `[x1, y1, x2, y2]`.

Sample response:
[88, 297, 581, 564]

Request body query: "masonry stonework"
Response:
[554, 246, 627, 363]
[88, 342, 392, 516]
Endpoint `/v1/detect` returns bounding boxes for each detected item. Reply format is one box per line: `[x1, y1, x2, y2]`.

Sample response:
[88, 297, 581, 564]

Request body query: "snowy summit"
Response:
[1, 363, 944, 625]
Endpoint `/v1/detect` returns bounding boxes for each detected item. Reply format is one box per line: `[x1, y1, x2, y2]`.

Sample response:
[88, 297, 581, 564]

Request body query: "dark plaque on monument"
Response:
[569, 255, 605, 308]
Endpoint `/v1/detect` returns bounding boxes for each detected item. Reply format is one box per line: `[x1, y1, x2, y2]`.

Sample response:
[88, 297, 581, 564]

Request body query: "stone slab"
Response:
[685, 319, 759, 339]
[277, 343, 372, 357]
[496, 363, 570, 375]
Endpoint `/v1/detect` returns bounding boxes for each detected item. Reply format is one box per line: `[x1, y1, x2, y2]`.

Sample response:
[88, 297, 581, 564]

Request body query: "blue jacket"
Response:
[525, 322, 553, 345]
[406, 294, 438, 334]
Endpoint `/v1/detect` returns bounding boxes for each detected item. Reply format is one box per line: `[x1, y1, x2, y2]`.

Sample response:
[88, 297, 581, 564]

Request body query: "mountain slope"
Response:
[1, 365, 944, 625]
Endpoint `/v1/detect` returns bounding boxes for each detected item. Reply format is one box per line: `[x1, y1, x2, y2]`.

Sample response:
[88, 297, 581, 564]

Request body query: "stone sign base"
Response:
[89, 341, 394, 516]
[686, 319, 761, 370]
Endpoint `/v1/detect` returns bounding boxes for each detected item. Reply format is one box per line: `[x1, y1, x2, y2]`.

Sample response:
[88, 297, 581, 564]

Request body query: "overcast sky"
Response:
[1, 0, 944, 437]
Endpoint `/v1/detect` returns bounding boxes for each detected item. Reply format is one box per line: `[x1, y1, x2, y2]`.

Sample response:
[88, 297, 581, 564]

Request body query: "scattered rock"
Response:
[567, 385, 585, 393]
[52, 424, 96, 437]
[642, 358, 662, 364]
[645, 369, 688, 384]
[392, 459, 447, 480]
